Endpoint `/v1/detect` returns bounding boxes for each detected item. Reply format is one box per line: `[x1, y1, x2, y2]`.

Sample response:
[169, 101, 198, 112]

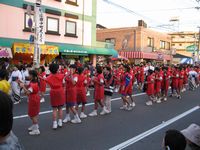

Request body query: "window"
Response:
[160, 41, 165, 49]
[46, 17, 60, 35]
[179, 43, 182, 46]
[165, 42, 170, 50]
[172, 44, 175, 46]
[65, 20, 77, 38]
[105, 38, 116, 46]
[66, 0, 78, 6]
[23, 13, 34, 32]
[147, 37, 153, 47]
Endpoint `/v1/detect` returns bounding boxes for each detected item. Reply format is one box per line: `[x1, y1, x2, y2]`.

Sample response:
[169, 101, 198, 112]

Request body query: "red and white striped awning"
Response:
[118, 51, 172, 61]
[119, 51, 143, 59]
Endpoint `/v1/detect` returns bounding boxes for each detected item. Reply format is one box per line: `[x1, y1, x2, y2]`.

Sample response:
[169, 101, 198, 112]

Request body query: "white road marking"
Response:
[109, 106, 200, 150]
[13, 93, 145, 120]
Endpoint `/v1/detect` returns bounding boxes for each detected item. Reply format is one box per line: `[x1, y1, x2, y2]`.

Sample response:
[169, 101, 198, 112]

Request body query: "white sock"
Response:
[32, 124, 38, 130]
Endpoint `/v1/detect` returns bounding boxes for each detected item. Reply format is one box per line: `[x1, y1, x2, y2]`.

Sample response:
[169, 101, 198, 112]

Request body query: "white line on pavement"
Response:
[109, 105, 200, 150]
[13, 93, 146, 120]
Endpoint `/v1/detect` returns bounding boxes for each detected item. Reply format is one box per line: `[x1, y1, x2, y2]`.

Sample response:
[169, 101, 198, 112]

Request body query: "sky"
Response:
[97, 0, 200, 32]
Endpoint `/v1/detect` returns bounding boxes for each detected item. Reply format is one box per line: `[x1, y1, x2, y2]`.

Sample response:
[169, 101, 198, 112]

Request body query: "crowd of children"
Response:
[0, 61, 200, 136]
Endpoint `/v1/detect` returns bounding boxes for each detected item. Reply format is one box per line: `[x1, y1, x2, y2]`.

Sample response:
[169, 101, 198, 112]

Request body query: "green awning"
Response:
[186, 44, 197, 51]
[59, 44, 118, 57]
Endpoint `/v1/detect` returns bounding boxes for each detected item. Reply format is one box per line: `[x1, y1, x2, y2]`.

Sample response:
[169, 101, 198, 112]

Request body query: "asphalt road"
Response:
[13, 87, 200, 150]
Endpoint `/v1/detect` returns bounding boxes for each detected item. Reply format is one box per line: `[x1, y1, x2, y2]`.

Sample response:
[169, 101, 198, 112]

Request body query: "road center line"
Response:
[13, 93, 145, 120]
[109, 105, 200, 150]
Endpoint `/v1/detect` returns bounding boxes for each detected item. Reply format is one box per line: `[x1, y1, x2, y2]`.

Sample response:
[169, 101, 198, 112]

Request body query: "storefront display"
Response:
[12, 43, 59, 64]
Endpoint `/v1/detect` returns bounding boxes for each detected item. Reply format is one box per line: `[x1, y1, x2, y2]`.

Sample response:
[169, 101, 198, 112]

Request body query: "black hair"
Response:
[40, 66, 45, 72]
[96, 66, 102, 74]
[164, 130, 186, 150]
[69, 64, 77, 69]
[29, 70, 39, 83]
[49, 63, 59, 74]
[162, 66, 168, 71]
[148, 69, 154, 75]
[77, 67, 84, 75]
[0, 69, 8, 80]
[155, 67, 160, 72]
[106, 66, 111, 72]
[0, 91, 13, 137]
[124, 65, 130, 72]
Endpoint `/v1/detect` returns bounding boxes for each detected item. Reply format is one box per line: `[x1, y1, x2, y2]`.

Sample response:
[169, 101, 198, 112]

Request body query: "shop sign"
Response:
[63, 49, 88, 54]
[13, 43, 59, 55]
[0, 47, 12, 58]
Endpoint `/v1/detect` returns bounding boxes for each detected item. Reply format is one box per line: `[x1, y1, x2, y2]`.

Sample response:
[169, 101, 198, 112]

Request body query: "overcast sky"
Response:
[97, 0, 200, 32]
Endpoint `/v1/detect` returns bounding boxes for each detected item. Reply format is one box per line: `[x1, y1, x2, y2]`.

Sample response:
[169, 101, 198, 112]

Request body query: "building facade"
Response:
[97, 20, 173, 64]
[169, 32, 199, 64]
[0, 0, 117, 65]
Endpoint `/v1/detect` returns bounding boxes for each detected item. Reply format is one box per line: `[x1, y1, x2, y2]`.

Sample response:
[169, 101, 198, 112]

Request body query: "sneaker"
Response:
[120, 105, 127, 110]
[146, 101, 153, 106]
[156, 99, 162, 104]
[58, 119, 62, 127]
[80, 112, 87, 119]
[100, 107, 109, 115]
[130, 102, 136, 107]
[86, 91, 90, 96]
[89, 110, 97, 117]
[52, 121, 58, 130]
[28, 124, 39, 131]
[14, 101, 20, 105]
[71, 118, 81, 124]
[177, 95, 181, 99]
[163, 97, 167, 101]
[29, 129, 40, 135]
[63, 115, 71, 123]
[40, 98, 45, 103]
[28, 125, 34, 131]
[125, 106, 133, 111]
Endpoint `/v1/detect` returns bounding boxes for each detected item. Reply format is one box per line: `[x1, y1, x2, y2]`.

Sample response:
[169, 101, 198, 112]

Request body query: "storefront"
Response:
[12, 43, 59, 64]
[119, 51, 172, 64]
[59, 44, 118, 66]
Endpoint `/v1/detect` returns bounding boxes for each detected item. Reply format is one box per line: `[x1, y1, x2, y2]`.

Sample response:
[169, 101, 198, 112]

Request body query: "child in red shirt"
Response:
[161, 66, 171, 101]
[76, 67, 87, 119]
[154, 67, 163, 103]
[42, 63, 65, 129]
[38, 66, 46, 103]
[63, 64, 81, 124]
[89, 66, 109, 116]
[146, 69, 155, 106]
[20, 70, 40, 135]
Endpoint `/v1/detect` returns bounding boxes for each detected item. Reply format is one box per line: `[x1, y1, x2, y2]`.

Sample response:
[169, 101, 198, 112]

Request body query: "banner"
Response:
[35, 2, 45, 44]
[13, 43, 59, 55]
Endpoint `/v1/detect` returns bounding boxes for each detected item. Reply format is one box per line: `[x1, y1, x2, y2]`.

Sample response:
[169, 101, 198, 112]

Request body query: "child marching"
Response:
[19, 70, 40, 135]
[41, 63, 66, 129]
[89, 66, 109, 116]
[76, 67, 88, 119]
[63, 64, 81, 124]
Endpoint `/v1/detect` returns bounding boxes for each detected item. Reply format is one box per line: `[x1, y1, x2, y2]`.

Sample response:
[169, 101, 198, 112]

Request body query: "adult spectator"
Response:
[163, 129, 186, 150]
[182, 124, 200, 150]
[0, 91, 23, 150]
